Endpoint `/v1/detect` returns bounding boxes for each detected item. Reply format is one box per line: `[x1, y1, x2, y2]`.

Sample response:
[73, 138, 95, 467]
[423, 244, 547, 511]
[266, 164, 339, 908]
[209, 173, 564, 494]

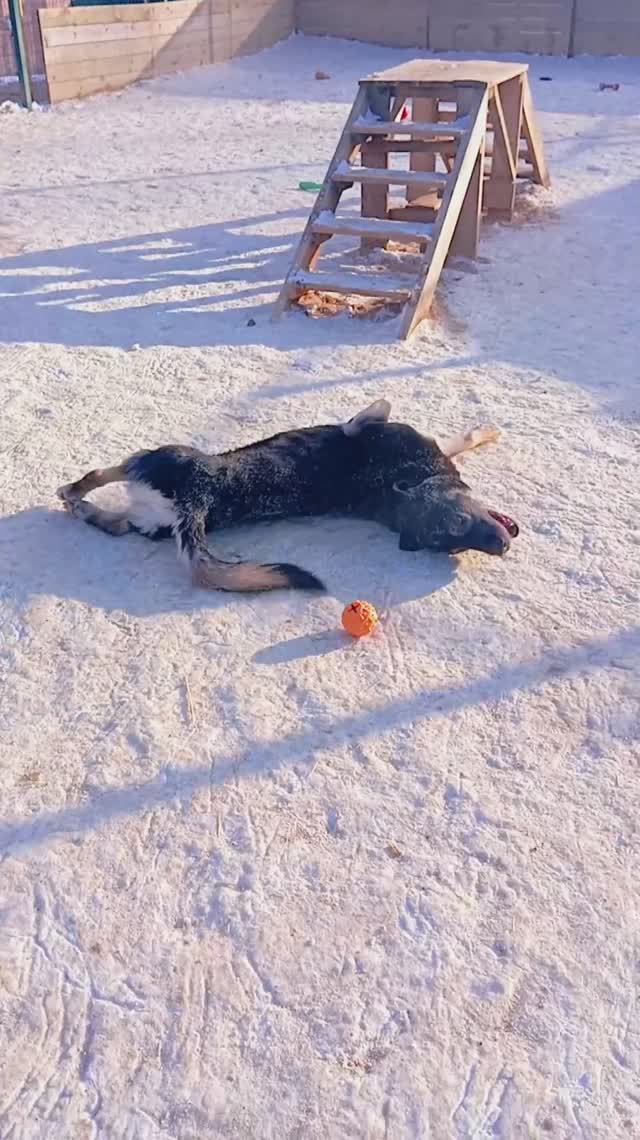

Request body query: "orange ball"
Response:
[341, 600, 379, 638]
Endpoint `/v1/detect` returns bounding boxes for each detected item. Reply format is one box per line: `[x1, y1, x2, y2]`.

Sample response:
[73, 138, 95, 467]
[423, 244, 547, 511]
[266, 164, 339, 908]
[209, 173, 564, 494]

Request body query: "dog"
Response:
[56, 399, 519, 593]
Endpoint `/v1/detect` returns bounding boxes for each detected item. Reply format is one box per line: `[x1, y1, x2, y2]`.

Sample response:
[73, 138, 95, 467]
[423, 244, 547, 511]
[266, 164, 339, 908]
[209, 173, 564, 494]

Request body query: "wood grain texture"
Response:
[39, 0, 293, 102]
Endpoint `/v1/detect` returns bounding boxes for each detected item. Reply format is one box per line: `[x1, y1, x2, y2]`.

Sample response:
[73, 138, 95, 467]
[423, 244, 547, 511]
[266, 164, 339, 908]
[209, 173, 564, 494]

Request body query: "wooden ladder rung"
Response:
[312, 211, 434, 244]
[333, 162, 448, 189]
[351, 118, 468, 139]
[292, 268, 413, 302]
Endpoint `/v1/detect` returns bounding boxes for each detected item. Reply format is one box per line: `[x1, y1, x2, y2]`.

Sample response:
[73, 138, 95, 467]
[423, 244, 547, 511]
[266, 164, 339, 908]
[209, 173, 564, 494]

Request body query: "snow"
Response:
[1, 33, 639, 1139]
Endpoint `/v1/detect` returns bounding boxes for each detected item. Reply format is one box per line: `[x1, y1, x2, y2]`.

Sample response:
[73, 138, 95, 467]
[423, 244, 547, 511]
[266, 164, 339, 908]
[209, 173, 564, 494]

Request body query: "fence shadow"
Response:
[1, 623, 636, 855]
[0, 210, 400, 350]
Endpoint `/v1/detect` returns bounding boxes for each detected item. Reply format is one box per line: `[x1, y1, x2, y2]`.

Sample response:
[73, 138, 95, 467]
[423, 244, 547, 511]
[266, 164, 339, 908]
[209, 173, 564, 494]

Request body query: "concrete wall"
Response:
[572, 0, 640, 56]
[296, 0, 640, 56]
[429, 0, 572, 56]
[296, 0, 427, 47]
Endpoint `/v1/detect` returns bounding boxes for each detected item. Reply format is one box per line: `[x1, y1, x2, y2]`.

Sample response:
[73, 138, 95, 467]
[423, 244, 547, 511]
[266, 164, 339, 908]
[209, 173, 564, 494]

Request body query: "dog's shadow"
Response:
[0, 506, 456, 620]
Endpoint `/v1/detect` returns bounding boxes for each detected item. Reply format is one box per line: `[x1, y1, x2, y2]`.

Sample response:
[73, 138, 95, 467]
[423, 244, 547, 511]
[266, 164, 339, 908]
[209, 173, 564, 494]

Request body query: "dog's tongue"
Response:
[489, 510, 519, 538]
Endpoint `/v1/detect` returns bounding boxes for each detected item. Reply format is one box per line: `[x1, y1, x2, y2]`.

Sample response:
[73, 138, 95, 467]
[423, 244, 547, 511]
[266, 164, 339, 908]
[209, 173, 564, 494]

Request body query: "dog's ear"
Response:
[392, 470, 425, 498]
[342, 399, 391, 437]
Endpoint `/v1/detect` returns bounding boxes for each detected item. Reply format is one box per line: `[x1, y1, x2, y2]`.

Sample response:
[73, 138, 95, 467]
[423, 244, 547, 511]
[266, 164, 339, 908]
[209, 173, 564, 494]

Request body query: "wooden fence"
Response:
[1, 0, 69, 82]
[2, 0, 638, 103]
[37, 0, 292, 101]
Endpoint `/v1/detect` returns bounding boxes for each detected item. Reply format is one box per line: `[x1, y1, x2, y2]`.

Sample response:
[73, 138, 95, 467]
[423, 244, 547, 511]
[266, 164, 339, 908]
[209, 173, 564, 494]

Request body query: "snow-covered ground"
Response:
[1, 34, 639, 1139]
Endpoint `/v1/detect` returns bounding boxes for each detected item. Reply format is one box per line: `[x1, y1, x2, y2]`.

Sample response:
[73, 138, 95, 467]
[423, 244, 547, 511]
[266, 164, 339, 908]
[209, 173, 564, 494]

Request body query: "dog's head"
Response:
[393, 474, 518, 556]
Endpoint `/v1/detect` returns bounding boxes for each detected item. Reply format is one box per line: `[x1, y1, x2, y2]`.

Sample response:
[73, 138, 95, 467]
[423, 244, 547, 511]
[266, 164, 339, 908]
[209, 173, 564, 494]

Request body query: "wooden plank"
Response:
[47, 64, 152, 103]
[373, 139, 459, 156]
[360, 81, 487, 103]
[153, 42, 213, 75]
[42, 30, 216, 66]
[333, 164, 447, 189]
[388, 204, 438, 224]
[312, 212, 434, 243]
[39, 0, 243, 102]
[500, 73, 525, 164]
[39, 4, 160, 27]
[351, 118, 466, 139]
[46, 52, 152, 85]
[448, 87, 485, 258]
[272, 84, 370, 318]
[293, 269, 412, 302]
[42, 14, 212, 49]
[521, 74, 550, 188]
[448, 150, 483, 258]
[360, 139, 388, 251]
[484, 87, 517, 216]
[369, 60, 527, 85]
[399, 87, 489, 339]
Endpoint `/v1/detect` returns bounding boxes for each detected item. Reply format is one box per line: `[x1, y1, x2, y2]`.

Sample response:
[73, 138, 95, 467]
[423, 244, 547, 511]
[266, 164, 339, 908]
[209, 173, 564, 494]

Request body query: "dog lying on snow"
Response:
[57, 399, 519, 593]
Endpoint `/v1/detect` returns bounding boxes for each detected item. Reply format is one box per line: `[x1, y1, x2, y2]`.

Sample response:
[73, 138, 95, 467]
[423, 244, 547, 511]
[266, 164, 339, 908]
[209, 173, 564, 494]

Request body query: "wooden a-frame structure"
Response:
[273, 60, 549, 339]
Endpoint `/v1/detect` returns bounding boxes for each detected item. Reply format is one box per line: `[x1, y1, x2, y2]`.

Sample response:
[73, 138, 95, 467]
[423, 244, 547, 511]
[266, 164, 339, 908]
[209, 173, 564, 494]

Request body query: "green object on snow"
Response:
[298, 181, 323, 192]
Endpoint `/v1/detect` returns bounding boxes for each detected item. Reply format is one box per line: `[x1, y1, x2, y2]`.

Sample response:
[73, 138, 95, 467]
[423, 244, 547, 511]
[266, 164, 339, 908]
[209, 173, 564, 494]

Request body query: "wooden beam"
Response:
[334, 165, 447, 189]
[372, 139, 458, 156]
[521, 75, 550, 188]
[408, 97, 440, 209]
[388, 205, 438, 224]
[272, 84, 370, 319]
[484, 88, 517, 216]
[312, 213, 434, 244]
[400, 87, 489, 339]
[360, 139, 389, 251]
[351, 119, 466, 140]
[448, 87, 485, 259]
[292, 269, 411, 302]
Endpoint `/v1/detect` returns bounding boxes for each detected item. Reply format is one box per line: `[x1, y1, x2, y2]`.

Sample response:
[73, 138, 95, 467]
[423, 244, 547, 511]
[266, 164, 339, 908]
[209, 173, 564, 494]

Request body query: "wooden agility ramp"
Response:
[273, 60, 549, 339]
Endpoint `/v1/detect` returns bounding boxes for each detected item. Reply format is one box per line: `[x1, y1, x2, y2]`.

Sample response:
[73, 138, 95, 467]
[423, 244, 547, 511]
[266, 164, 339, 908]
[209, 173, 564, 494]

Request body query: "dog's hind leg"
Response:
[57, 462, 134, 535]
[63, 498, 133, 535]
[440, 424, 501, 459]
[57, 463, 128, 504]
[175, 513, 324, 594]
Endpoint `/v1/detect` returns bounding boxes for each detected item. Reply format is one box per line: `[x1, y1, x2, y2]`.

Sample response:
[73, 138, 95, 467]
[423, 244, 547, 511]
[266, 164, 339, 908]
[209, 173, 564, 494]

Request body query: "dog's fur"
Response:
[57, 400, 517, 593]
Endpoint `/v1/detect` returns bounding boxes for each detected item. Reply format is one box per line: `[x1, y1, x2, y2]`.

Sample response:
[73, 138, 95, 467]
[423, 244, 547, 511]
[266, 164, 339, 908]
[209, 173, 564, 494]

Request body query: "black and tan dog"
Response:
[57, 400, 518, 593]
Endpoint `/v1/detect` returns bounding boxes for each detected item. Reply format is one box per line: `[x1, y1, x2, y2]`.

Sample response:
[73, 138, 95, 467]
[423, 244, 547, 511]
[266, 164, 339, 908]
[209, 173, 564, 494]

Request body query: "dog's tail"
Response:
[177, 516, 325, 594]
[191, 550, 325, 593]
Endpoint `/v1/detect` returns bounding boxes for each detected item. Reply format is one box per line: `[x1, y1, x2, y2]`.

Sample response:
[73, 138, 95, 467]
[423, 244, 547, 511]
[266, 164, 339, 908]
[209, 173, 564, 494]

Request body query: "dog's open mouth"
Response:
[489, 510, 520, 538]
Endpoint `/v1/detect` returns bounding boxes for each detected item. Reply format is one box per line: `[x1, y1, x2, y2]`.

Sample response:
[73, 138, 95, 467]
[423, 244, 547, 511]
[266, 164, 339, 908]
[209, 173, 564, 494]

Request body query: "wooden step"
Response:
[352, 118, 468, 139]
[333, 161, 448, 189]
[292, 268, 412, 302]
[312, 210, 434, 244]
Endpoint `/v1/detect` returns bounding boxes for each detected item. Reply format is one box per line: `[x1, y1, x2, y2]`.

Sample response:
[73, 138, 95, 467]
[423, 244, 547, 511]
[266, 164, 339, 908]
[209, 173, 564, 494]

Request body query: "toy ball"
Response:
[341, 600, 379, 638]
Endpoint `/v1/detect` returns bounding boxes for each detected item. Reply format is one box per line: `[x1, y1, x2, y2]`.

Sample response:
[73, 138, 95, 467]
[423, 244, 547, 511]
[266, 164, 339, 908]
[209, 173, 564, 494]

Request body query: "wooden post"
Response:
[360, 139, 388, 251]
[521, 75, 550, 188]
[449, 87, 486, 258]
[484, 87, 517, 217]
[408, 96, 440, 209]
[8, 0, 32, 109]
[400, 87, 488, 339]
